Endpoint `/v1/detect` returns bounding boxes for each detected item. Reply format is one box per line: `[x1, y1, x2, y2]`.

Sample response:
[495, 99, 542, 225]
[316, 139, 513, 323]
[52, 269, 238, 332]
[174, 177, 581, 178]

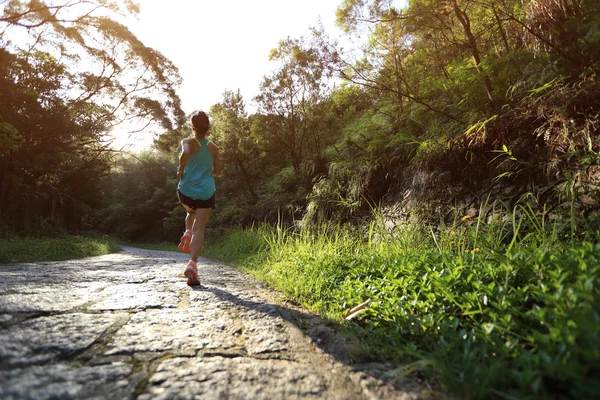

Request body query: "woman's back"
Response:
[178, 137, 215, 200]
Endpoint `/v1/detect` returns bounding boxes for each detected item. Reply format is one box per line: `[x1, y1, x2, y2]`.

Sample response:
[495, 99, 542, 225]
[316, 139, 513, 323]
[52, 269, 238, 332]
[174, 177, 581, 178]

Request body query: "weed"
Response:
[203, 204, 600, 399]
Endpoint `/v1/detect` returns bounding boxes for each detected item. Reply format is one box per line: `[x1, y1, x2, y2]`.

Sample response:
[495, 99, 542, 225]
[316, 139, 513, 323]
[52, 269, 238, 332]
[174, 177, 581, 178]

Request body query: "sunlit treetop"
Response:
[0, 0, 185, 140]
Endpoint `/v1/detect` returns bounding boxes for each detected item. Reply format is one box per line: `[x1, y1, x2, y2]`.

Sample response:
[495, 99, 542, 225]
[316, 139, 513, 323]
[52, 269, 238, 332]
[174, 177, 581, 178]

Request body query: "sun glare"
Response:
[109, 0, 342, 151]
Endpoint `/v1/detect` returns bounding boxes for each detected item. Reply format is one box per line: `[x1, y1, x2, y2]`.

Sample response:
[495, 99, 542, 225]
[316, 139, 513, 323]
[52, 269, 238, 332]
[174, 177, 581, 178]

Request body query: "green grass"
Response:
[202, 228, 266, 265]
[202, 209, 600, 399]
[0, 235, 122, 263]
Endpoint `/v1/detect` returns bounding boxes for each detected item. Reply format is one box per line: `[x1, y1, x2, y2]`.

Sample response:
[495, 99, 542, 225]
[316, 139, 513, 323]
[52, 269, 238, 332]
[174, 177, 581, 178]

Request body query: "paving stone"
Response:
[239, 305, 290, 355]
[0, 362, 137, 400]
[0, 313, 118, 366]
[105, 309, 243, 356]
[0, 285, 100, 312]
[138, 356, 359, 400]
[90, 283, 180, 310]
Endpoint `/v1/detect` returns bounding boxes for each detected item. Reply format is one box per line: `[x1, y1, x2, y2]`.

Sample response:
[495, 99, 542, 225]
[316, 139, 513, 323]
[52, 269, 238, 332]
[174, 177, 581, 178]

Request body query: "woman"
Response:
[176, 111, 221, 286]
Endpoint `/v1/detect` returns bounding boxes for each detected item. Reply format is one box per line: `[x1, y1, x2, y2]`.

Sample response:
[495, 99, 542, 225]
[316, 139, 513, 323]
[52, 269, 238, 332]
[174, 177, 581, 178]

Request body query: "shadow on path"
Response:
[192, 284, 397, 382]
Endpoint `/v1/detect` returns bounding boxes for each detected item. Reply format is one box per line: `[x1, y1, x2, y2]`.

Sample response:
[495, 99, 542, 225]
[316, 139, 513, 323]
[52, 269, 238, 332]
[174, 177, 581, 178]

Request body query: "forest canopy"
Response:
[0, 0, 184, 232]
[1, 0, 599, 239]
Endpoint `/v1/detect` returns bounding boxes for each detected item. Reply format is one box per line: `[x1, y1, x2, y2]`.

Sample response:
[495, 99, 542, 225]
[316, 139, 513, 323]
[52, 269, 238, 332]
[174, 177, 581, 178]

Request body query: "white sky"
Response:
[113, 0, 344, 150]
[133, 0, 343, 113]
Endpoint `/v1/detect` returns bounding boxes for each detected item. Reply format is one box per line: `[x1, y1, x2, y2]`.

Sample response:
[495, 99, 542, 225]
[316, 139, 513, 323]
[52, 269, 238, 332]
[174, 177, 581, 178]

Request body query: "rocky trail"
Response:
[0, 246, 425, 399]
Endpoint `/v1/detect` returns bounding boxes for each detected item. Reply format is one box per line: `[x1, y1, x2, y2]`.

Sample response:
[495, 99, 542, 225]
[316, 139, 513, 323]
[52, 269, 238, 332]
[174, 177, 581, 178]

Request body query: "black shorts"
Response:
[178, 190, 215, 210]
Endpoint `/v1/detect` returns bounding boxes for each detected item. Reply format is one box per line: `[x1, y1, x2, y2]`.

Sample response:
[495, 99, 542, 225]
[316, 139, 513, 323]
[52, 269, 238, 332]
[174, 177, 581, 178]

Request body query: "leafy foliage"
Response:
[0, 0, 184, 234]
[105, 0, 600, 248]
[92, 150, 182, 242]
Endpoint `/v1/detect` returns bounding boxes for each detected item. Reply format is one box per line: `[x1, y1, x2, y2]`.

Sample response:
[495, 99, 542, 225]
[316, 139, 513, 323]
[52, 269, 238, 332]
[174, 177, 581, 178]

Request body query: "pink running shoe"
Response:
[178, 230, 192, 253]
[184, 260, 200, 286]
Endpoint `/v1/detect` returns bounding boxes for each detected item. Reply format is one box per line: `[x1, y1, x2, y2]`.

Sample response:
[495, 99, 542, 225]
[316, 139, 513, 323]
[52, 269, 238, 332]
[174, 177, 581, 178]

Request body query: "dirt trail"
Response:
[0, 246, 424, 399]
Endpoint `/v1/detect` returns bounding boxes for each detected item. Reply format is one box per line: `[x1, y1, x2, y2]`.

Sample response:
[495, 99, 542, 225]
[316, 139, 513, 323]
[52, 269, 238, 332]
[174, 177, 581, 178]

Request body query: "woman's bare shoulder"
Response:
[181, 137, 200, 153]
[208, 141, 219, 151]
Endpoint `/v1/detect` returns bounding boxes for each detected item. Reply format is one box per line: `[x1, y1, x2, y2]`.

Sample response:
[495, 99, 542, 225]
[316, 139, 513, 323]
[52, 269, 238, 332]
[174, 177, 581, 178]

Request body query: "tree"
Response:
[94, 150, 181, 241]
[330, 0, 463, 122]
[255, 35, 333, 176]
[210, 90, 260, 202]
[0, 0, 185, 232]
[1, 0, 184, 133]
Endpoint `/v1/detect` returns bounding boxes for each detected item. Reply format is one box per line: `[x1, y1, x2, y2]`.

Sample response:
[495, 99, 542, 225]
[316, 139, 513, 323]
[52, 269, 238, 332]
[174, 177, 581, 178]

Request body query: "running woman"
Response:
[176, 111, 221, 286]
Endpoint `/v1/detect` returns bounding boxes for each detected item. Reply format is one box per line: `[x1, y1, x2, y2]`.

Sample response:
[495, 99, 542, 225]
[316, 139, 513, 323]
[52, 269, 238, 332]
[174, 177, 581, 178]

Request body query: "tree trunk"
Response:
[493, 6, 511, 54]
[22, 201, 33, 229]
[451, 0, 494, 100]
[0, 158, 7, 215]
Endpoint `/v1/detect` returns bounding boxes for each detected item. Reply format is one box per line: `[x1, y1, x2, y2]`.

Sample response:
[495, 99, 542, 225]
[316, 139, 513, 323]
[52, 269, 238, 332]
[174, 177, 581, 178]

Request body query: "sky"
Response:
[132, 0, 341, 112]
[113, 0, 344, 150]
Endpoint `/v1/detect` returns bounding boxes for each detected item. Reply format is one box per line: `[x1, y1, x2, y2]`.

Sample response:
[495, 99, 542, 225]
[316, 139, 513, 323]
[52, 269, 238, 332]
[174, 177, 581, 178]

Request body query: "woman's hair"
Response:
[191, 111, 209, 136]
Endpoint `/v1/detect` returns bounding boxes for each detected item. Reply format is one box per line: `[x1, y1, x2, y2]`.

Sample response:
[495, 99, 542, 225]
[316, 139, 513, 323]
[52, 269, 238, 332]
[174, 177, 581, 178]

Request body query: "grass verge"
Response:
[202, 209, 600, 400]
[0, 235, 121, 263]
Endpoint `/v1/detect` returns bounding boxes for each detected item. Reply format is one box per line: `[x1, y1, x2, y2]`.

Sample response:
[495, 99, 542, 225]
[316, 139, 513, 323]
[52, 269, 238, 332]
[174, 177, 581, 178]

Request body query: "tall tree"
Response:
[255, 35, 333, 176]
[0, 0, 185, 231]
[1, 0, 185, 132]
[331, 0, 462, 122]
[210, 90, 260, 202]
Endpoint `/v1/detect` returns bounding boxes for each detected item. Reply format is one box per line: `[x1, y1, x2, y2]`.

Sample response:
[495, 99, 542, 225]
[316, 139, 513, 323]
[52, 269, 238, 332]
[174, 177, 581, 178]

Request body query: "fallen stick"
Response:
[344, 299, 372, 320]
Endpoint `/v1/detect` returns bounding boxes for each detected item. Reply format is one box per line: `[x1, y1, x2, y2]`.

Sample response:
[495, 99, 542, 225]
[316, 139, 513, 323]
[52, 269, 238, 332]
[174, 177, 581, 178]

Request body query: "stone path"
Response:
[0, 246, 424, 399]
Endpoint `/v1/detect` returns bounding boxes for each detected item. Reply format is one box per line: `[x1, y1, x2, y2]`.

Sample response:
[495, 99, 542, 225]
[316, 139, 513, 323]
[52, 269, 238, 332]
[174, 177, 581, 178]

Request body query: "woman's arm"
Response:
[177, 139, 192, 179]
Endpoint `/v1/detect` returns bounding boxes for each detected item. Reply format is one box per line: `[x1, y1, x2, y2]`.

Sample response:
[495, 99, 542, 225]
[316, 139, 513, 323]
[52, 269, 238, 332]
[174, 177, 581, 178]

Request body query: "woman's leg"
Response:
[178, 204, 195, 252]
[178, 191, 195, 235]
[190, 207, 212, 262]
[184, 209, 194, 232]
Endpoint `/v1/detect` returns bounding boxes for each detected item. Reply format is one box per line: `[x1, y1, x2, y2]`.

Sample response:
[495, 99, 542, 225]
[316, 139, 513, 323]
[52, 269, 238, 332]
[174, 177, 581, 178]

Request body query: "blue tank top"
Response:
[178, 138, 215, 200]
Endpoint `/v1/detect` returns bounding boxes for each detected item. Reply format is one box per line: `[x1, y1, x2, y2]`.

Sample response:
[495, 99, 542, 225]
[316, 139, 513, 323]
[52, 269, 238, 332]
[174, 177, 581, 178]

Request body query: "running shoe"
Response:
[178, 230, 192, 253]
[184, 260, 200, 286]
